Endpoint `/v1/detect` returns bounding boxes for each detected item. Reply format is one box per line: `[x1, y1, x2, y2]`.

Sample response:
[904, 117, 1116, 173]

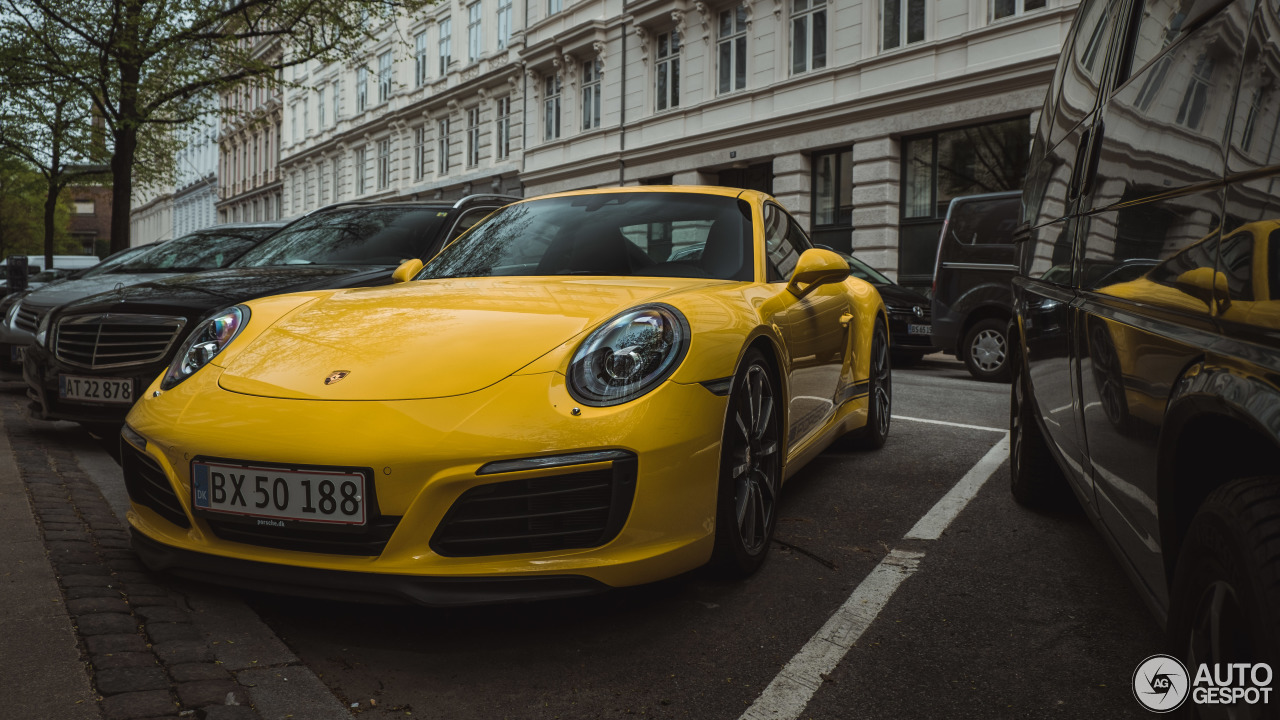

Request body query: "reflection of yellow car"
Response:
[123, 186, 889, 604]
[1091, 221, 1280, 428]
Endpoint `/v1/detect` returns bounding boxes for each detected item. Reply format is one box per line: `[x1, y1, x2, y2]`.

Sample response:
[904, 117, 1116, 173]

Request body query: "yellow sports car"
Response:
[122, 186, 890, 604]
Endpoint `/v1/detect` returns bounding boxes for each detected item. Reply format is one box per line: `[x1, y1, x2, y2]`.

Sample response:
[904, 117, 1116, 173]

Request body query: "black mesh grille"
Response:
[431, 456, 637, 557]
[55, 314, 184, 369]
[121, 442, 191, 529]
[205, 517, 401, 557]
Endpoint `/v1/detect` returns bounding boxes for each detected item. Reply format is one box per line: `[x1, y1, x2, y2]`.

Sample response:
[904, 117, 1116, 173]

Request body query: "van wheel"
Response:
[962, 318, 1012, 382]
[1009, 352, 1069, 510]
[1169, 478, 1280, 680]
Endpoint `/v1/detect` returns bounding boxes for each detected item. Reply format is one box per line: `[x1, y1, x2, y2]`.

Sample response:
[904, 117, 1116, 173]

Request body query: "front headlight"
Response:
[567, 304, 690, 406]
[160, 306, 248, 391]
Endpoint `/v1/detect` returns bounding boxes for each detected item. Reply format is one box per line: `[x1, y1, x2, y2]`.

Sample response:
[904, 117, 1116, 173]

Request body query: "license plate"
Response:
[191, 461, 367, 526]
[59, 374, 134, 404]
[907, 324, 933, 335]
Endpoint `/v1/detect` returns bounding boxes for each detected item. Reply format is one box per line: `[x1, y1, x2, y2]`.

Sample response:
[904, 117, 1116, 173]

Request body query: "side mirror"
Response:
[787, 248, 851, 299]
[391, 258, 423, 283]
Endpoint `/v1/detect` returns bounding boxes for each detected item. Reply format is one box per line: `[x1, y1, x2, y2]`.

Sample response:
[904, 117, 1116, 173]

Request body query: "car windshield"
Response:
[78, 244, 157, 278]
[845, 254, 893, 284]
[233, 207, 449, 268]
[116, 228, 276, 272]
[419, 192, 754, 281]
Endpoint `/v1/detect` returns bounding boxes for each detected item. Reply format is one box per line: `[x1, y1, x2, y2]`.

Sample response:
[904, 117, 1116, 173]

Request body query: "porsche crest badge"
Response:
[324, 370, 351, 385]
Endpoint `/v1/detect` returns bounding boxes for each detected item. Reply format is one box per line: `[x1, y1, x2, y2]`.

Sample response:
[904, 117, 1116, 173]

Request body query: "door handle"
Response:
[839, 313, 853, 327]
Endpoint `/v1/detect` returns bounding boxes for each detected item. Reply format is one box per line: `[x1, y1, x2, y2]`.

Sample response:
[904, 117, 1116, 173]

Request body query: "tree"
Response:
[0, 154, 74, 261]
[0, 0, 433, 253]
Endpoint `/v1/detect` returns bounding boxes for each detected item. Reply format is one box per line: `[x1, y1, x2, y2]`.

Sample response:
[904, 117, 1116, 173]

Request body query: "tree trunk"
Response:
[42, 185, 58, 268]
[109, 124, 137, 254]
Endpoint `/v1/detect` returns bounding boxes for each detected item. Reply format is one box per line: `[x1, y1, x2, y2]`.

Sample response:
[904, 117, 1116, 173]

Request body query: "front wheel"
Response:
[1009, 351, 1070, 510]
[848, 324, 891, 450]
[711, 349, 783, 577]
[962, 317, 1012, 382]
[1169, 477, 1280, 700]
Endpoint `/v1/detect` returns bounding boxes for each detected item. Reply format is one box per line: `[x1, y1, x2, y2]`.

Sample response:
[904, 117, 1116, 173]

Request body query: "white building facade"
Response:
[218, 38, 286, 225]
[172, 103, 220, 237]
[281, 0, 1078, 290]
[129, 184, 174, 246]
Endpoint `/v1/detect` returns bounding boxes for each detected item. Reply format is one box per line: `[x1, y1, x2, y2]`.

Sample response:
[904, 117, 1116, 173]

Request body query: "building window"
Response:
[357, 66, 369, 112]
[496, 96, 512, 159]
[317, 87, 326, 127]
[415, 31, 429, 86]
[438, 118, 451, 174]
[377, 138, 391, 190]
[991, 0, 1046, 21]
[467, 107, 481, 167]
[497, 0, 513, 49]
[811, 148, 852, 251]
[302, 97, 310, 137]
[544, 74, 562, 140]
[439, 18, 452, 75]
[73, 200, 94, 215]
[582, 60, 602, 130]
[791, 0, 826, 74]
[332, 79, 341, 121]
[378, 50, 393, 103]
[718, 5, 748, 93]
[467, 3, 482, 63]
[883, 0, 925, 51]
[355, 146, 368, 195]
[656, 30, 680, 111]
[414, 125, 428, 180]
[898, 117, 1030, 285]
[549, 0, 561, 14]
[1176, 54, 1214, 130]
[290, 107, 297, 144]
[332, 157, 341, 201]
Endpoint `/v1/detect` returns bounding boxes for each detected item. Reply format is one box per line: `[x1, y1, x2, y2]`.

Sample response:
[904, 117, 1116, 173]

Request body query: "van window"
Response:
[948, 196, 1020, 246]
[1046, 0, 1117, 147]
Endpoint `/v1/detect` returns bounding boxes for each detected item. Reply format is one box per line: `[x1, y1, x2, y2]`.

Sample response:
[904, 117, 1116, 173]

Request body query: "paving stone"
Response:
[37, 512, 80, 523]
[67, 597, 131, 615]
[197, 706, 256, 720]
[105, 549, 142, 560]
[176, 680, 246, 708]
[137, 606, 189, 623]
[78, 613, 140, 636]
[85, 633, 149, 655]
[52, 551, 102, 564]
[91, 652, 160, 670]
[129, 595, 176, 608]
[44, 528, 90, 540]
[98, 536, 134, 550]
[146, 622, 201, 643]
[96, 666, 170, 695]
[115, 571, 153, 584]
[168, 663, 229, 683]
[42, 521, 86, 531]
[61, 573, 116, 588]
[55, 561, 112, 576]
[123, 583, 168, 597]
[153, 640, 213, 664]
[64, 584, 121, 599]
[99, 689, 177, 720]
[47, 540, 95, 553]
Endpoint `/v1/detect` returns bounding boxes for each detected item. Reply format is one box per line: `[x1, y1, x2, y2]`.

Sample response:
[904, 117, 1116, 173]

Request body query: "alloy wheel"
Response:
[872, 332, 891, 437]
[728, 364, 779, 555]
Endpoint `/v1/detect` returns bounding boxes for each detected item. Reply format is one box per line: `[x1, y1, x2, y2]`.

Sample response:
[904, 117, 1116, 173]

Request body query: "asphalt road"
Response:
[232, 355, 1164, 719]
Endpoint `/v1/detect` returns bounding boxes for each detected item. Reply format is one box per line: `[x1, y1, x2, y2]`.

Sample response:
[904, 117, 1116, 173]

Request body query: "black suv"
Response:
[23, 195, 514, 428]
[1011, 0, 1280, 678]
[930, 191, 1021, 381]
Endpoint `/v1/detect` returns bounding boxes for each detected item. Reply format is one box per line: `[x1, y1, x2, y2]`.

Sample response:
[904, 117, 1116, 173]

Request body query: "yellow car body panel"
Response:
[123, 186, 887, 596]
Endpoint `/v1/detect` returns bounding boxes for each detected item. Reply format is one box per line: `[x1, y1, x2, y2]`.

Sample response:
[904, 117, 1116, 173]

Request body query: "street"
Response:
[2, 356, 1164, 719]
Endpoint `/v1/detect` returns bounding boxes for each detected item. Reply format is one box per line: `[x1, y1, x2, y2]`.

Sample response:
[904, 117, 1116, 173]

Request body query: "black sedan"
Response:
[23, 195, 514, 429]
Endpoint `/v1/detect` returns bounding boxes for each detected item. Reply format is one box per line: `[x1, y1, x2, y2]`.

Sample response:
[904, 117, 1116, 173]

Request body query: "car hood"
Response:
[51, 266, 389, 321]
[217, 276, 723, 401]
[19, 272, 186, 311]
[874, 282, 930, 311]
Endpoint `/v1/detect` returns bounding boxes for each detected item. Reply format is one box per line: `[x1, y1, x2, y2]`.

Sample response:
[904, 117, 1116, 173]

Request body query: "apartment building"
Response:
[172, 106, 219, 237]
[280, 0, 1077, 290]
[218, 38, 286, 225]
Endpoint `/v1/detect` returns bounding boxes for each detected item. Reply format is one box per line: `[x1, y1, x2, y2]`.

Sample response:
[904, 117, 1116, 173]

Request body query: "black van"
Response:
[929, 190, 1021, 381]
[1011, 0, 1280, 682]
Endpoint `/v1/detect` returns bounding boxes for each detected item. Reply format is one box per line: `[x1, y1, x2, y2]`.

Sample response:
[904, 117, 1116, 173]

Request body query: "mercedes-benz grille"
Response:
[54, 314, 187, 369]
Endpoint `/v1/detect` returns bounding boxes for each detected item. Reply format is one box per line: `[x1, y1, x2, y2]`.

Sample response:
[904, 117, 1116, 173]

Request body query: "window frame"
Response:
[990, 0, 1047, 22]
[582, 60, 602, 130]
[438, 118, 451, 174]
[439, 18, 453, 76]
[467, 2, 483, 63]
[376, 137, 391, 190]
[354, 146, 368, 195]
[496, 96, 512, 159]
[415, 31, 429, 86]
[497, 0, 513, 48]
[655, 29, 681, 112]
[467, 106, 481, 167]
[717, 5, 749, 94]
[790, 0, 827, 75]
[378, 50, 393, 104]
[544, 73, 562, 141]
[882, 0, 926, 52]
[356, 65, 369, 113]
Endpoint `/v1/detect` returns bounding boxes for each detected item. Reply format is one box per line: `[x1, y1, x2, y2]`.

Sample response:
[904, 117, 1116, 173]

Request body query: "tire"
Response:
[1009, 350, 1070, 510]
[1169, 478, 1280, 692]
[711, 349, 783, 577]
[962, 317, 1012, 382]
[848, 324, 892, 450]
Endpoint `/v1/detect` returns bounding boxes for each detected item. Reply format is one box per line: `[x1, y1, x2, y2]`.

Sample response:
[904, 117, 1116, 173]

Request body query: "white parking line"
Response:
[892, 414, 1007, 433]
[739, 429, 1011, 720]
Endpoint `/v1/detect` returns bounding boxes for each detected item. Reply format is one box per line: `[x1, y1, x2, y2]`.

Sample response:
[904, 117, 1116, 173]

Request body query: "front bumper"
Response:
[887, 311, 936, 352]
[23, 342, 160, 425]
[124, 366, 729, 596]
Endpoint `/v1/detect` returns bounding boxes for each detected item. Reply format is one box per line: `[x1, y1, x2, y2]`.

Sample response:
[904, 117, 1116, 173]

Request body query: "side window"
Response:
[448, 207, 495, 243]
[1046, 0, 1117, 148]
[764, 204, 806, 282]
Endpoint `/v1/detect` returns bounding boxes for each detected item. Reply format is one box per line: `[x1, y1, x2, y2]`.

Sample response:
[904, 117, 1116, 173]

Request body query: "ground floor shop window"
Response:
[897, 116, 1030, 290]
[812, 147, 852, 251]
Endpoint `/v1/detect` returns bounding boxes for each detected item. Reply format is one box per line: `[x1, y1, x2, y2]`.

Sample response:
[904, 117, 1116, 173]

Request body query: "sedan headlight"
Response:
[160, 306, 248, 391]
[567, 304, 690, 406]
